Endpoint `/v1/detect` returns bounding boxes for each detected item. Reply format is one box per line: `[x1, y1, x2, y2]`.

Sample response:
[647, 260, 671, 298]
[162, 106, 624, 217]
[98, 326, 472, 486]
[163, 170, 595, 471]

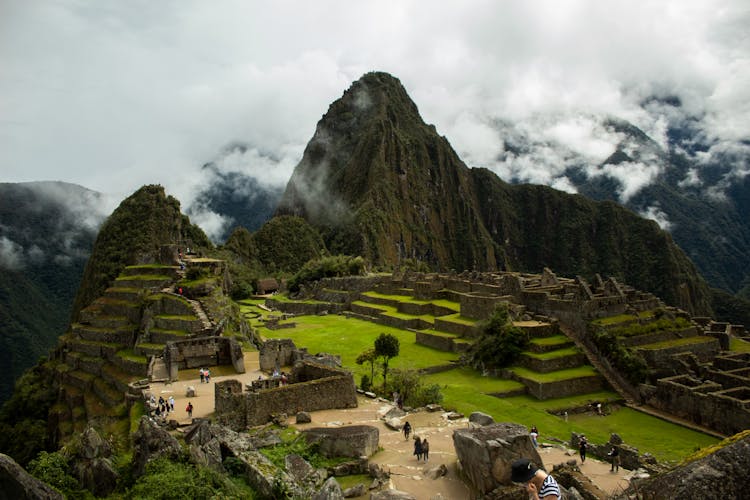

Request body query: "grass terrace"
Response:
[637, 336, 716, 350]
[523, 347, 581, 360]
[508, 365, 598, 382]
[258, 313, 459, 377]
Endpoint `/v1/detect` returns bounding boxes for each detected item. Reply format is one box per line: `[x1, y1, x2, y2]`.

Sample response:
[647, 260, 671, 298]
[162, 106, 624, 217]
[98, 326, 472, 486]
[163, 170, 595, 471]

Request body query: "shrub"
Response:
[591, 328, 649, 384]
[468, 304, 528, 369]
[388, 368, 444, 407]
[359, 374, 372, 392]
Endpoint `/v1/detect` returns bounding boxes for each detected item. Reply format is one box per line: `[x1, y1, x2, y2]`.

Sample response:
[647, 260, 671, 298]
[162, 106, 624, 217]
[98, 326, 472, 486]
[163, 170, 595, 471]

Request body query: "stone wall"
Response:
[164, 337, 244, 380]
[304, 426, 379, 458]
[510, 373, 603, 400]
[519, 352, 587, 373]
[636, 337, 720, 366]
[215, 360, 357, 430]
[265, 298, 345, 315]
[644, 375, 750, 435]
[460, 295, 511, 321]
[259, 338, 297, 372]
[415, 332, 466, 353]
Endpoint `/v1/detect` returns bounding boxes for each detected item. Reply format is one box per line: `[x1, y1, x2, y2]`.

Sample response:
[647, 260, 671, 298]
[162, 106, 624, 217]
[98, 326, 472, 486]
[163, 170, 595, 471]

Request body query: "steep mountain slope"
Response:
[0, 182, 104, 403]
[71, 185, 211, 319]
[277, 72, 712, 315]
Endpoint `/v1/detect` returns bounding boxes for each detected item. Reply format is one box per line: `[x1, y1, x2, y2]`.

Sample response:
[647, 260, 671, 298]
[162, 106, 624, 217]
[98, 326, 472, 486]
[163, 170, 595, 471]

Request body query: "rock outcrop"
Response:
[453, 422, 542, 495]
[0, 452, 63, 500]
[131, 416, 182, 477]
[70, 427, 119, 497]
[628, 431, 750, 499]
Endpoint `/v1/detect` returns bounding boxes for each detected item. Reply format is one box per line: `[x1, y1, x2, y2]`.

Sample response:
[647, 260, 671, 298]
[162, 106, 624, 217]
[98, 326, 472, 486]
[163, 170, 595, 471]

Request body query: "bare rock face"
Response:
[304, 425, 379, 458]
[312, 476, 344, 500]
[69, 427, 119, 497]
[452, 422, 543, 495]
[469, 411, 495, 426]
[631, 431, 750, 499]
[0, 452, 63, 500]
[131, 416, 181, 478]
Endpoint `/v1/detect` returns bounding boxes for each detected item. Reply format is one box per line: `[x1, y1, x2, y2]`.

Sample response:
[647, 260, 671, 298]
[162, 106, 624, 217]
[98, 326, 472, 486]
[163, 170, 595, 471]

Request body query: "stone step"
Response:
[415, 331, 472, 353]
[72, 323, 136, 344]
[518, 349, 588, 373]
[505, 366, 604, 400]
[528, 335, 574, 353]
[68, 338, 124, 359]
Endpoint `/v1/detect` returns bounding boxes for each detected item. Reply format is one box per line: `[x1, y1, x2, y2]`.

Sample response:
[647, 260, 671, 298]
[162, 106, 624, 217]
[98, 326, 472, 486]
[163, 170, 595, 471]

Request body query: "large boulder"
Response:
[131, 416, 181, 477]
[312, 476, 344, 500]
[630, 430, 750, 499]
[0, 452, 63, 500]
[452, 422, 542, 495]
[70, 427, 119, 497]
[304, 425, 379, 458]
[469, 411, 495, 426]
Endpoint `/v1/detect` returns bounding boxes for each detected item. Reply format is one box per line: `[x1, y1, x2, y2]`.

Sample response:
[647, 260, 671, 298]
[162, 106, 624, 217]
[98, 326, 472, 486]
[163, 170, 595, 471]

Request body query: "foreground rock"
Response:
[70, 427, 119, 497]
[453, 422, 542, 495]
[304, 425, 379, 458]
[625, 431, 750, 499]
[131, 416, 181, 478]
[0, 452, 63, 500]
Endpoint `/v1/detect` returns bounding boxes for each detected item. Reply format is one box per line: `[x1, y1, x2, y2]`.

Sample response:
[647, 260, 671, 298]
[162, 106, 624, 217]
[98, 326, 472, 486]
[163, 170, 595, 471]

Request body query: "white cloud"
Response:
[640, 205, 673, 231]
[0, 236, 25, 270]
[0, 0, 747, 223]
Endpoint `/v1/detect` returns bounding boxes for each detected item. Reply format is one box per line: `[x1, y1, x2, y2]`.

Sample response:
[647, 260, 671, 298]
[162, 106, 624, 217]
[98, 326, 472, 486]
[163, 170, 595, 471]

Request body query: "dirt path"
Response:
[147, 352, 630, 498]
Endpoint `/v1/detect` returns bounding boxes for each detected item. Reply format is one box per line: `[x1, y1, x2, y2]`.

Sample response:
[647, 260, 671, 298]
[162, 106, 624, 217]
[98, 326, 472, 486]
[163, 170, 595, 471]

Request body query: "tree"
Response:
[356, 348, 378, 383]
[374, 333, 400, 390]
[468, 304, 528, 370]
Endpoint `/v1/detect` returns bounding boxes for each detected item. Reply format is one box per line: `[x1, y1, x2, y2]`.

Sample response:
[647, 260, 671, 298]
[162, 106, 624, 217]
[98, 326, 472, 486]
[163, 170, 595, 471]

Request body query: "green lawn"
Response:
[730, 336, 750, 352]
[259, 314, 459, 378]
[509, 365, 598, 382]
[523, 347, 580, 360]
[248, 304, 719, 462]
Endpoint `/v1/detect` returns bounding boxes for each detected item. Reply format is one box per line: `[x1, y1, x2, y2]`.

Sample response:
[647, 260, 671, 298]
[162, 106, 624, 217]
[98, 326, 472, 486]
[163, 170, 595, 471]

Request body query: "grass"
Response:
[259, 314, 459, 379]
[637, 336, 716, 350]
[729, 337, 750, 352]
[509, 365, 599, 382]
[523, 347, 580, 360]
[530, 335, 572, 347]
[116, 349, 148, 364]
[436, 313, 478, 326]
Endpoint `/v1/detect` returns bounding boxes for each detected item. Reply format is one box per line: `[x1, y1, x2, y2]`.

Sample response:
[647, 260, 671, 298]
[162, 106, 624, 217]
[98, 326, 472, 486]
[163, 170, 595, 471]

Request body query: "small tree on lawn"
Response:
[356, 348, 378, 390]
[374, 333, 400, 390]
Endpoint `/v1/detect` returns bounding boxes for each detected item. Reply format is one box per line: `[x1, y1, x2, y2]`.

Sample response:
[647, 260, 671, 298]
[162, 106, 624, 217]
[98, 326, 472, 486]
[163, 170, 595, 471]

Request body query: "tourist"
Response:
[530, 425, 539, 448]
[608, 445, 620, 472]
[422, 438, 429, 462]
[403, 421, 412, 440]
[168, 395, 175, 412]
[579, 435, 588, 463]
[280, 371, 287, 385]
[199, 368, 205, 383]
[563, 411, 568, 422]
[511, 458, 561, 500]
[205, 368, 211, 383]
[413, 436, 423, 461]
[186, 401, 193, 418]
[596, 402, 602, 416]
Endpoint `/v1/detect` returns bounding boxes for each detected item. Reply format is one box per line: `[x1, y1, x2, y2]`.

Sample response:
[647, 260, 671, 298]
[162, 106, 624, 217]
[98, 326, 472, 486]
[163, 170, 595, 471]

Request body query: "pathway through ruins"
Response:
[147, 352, 631, 499]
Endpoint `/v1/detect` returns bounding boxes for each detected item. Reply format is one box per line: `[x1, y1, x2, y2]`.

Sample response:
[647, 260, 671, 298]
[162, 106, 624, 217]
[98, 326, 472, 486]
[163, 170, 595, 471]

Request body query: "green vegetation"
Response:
[129, 458, 255, 499]
[259, 428, 347, 470]
[590, 327, 649, 384]
[606, 315, 693, 338]
[374, 332, 400, 390]
[388, 368, 443, 407]
[468, 305, 528, 369]
[288, 254, 366, 293]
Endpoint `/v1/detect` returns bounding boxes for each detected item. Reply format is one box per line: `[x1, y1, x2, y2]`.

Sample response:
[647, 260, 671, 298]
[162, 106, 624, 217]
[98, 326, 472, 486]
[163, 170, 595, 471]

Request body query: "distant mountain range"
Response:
[3, 72, 750, 403]
[0, 182, 105, 402]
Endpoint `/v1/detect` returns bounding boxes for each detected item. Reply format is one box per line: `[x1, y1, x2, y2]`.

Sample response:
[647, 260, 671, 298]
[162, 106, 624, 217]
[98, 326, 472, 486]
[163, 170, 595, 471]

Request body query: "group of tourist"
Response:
[401, 421, 430, 462]
[199, 368, 211, 383]
[149, 394, 175, 419]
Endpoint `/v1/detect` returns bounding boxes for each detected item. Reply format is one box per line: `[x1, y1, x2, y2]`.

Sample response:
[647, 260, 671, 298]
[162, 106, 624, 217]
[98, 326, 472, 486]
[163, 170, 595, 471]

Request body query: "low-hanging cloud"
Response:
[0, 0, 747, 230]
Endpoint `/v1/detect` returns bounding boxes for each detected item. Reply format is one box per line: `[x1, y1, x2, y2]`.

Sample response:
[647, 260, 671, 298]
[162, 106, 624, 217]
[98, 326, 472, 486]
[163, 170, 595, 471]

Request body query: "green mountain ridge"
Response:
[277, 71, 713, 316]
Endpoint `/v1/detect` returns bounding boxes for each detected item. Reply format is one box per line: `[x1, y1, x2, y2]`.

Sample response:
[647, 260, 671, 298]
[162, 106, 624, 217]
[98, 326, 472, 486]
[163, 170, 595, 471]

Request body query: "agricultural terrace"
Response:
[238, 298, 718, 463]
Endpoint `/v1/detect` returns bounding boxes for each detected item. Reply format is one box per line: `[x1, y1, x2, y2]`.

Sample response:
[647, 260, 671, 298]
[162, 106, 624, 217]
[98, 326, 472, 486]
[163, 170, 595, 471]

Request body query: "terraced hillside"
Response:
[48, 262, 220, 442]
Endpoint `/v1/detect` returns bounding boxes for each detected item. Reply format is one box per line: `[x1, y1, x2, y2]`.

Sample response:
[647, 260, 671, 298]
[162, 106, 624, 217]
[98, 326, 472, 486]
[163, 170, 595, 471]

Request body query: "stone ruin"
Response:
[452, 422, 543, 496]
[163, 336, 245, 382]
[215, 358, 357, 430]
[258, 338, 342, 373]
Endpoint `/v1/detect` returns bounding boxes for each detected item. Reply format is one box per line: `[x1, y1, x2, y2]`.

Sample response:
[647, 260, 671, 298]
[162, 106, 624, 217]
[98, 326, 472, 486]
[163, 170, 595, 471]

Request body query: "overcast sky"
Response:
[2, 0, 748, 224]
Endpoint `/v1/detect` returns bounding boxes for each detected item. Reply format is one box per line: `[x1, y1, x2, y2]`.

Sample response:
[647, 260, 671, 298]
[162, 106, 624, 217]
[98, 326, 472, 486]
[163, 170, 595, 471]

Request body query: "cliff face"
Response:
[277, 72, 712, 315]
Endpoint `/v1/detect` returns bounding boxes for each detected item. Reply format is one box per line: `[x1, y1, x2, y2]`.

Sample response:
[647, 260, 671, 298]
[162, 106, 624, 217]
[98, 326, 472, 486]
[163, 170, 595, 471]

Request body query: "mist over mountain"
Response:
[277, 72, 713, 315]
[0, 181, 108, 403]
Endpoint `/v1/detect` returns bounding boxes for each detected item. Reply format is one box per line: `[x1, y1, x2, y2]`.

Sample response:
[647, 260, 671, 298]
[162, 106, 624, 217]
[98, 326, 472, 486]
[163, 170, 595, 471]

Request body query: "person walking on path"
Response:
[403, 421, 411, 441]
[511, 458, 562, 500]
[199, 368, 205, 383]
[186, 401, 193, 418]
[421, 438, 429, 462]
[168, 396, 175, 412]
[413, 436, 423, 461]
[530, 425, 539, 448]
[579, 436, 588, 463]
[205, 368, 211, 383]
[608, 445, 620, 472]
